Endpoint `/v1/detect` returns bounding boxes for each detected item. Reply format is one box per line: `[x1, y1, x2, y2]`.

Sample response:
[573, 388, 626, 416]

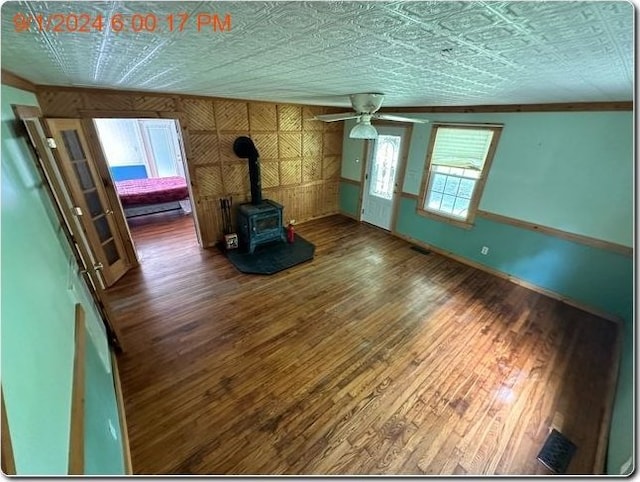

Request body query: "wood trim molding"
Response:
[378, 101, 633, 114]
[416, 207, 474, 230]
[357, 139, 371, 220]
[36, 85, 633, 112]
[393, 230, 622, 324]
[1, 388, 16, 475]
[69, 304, 86, 475]
[477, 210, 632, 257]
[593, 322, 623, 474]
[388, 124, 414, 235]
[36, 84, 334, 109]
[400, 192, 419, 200]
[339, 177, 361, 186]
[12, 104, 41, 119]
[111, 352, 132, 475]
[2, 69, 36, 92]
[78, 109, 160, 119]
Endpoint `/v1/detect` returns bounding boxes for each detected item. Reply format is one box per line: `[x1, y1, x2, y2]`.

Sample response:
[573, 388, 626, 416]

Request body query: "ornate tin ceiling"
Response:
[0, 1, 634, 107]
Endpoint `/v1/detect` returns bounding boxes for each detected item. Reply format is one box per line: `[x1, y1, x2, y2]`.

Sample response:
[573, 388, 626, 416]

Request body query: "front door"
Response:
[361, 125, 407, 230]
[45, 119, 130, 287]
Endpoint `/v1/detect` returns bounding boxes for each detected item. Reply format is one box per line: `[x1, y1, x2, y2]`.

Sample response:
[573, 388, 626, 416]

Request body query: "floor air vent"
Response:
[410, 245, 430, 255]
[537, 428, 577, 474]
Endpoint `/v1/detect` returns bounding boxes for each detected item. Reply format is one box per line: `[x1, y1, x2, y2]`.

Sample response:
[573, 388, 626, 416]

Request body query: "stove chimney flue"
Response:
[233, 136, 262, 205]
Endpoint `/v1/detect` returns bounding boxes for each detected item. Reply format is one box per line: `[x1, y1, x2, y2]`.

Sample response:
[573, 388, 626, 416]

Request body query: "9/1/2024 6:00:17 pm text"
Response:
[12, 12, 232, 33]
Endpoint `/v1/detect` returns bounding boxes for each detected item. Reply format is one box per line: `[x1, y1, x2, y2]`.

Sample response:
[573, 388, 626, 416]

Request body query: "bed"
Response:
[114, 176, 191, 218]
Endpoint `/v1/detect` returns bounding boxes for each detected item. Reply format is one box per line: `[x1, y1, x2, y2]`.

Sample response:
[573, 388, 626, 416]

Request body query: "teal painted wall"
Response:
[341, 112, 633, 246]
[339, 181, 360, 218]
[1, 84, 124, 474]
[339, 109, 633, 474]
[340, 119, 365, 181]
[396, 197, 632, 323]
[608, 331, 634, 474]
[84, 330, 124, 475]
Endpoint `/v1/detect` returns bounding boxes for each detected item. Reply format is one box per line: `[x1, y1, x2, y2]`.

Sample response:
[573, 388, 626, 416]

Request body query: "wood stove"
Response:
[233, 136, 286, 254]
[237, 200, 285, 254]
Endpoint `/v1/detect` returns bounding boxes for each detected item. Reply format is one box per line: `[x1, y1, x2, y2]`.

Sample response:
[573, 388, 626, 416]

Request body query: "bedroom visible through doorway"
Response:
[93, 118, 197, 260]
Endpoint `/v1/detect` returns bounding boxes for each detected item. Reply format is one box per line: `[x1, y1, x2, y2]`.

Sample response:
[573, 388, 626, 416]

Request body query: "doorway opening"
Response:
[93, 118, 197, 262]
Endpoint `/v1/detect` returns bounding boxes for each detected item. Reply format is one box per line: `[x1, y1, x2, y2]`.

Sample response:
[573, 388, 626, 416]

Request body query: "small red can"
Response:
[287, 222, 295, 243]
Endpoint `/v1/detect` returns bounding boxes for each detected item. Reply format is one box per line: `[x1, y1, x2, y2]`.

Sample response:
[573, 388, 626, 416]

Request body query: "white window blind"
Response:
[431, 128, 494, 171]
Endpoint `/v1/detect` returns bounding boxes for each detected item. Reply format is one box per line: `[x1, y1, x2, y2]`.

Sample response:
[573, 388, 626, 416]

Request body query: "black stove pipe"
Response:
[233, 136, 262, 205]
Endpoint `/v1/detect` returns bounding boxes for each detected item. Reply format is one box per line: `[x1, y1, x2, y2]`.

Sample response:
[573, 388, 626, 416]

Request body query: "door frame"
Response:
[360, 121, 413, 234]
[84, 110, 202, 249]
[13, 105, 123, 350]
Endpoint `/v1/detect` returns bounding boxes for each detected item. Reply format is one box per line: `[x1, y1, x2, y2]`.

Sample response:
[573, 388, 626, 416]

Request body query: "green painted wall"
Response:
[1, 84, 124, 474]
[339, 108, 634, 474]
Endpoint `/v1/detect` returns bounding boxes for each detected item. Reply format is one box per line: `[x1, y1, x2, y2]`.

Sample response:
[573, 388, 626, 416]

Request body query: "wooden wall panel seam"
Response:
[68, 304, 86, 475]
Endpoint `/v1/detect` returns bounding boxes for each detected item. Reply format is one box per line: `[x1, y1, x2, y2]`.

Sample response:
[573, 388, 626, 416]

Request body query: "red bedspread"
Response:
[115, 176, 189, 206]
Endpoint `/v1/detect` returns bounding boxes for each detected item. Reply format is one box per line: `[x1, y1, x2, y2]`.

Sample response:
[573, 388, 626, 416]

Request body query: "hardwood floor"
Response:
[107, 213, 618, 475]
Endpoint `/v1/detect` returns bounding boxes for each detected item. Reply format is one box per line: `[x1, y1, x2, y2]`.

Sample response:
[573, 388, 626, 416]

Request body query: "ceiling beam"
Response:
[30, 83, 633, 112]
[1, 70, 36, 92]
[378, 101, 632, 113]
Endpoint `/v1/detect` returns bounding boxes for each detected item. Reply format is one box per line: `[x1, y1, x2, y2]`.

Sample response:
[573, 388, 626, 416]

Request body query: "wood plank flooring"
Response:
[107, 212, 618, 475]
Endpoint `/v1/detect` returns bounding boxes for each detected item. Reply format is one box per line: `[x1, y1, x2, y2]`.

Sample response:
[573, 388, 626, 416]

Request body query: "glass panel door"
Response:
[369, 135, 401, 200]
[46, 119, 130, 287]
[361, 126, 407, 231]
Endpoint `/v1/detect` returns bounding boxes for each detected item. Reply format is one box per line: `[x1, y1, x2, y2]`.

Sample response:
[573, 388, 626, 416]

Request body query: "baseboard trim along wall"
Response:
[393, 230, 622, 325]
[111, 352, 132, 475]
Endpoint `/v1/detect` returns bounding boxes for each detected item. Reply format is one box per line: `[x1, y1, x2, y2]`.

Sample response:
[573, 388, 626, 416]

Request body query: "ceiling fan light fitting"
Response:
[349, 122, 378, 139]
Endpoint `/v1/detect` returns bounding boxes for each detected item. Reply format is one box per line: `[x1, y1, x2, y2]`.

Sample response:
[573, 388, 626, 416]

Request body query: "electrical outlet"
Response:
[481, 246, 489, 255]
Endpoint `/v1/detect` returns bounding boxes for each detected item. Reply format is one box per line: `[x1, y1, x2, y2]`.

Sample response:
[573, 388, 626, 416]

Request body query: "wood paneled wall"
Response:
[36, 87, 343, 247]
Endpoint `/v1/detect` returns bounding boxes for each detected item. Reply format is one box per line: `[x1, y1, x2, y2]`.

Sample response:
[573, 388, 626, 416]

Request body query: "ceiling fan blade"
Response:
[375, 114, 429, 123]
[313, 113, 360, 122]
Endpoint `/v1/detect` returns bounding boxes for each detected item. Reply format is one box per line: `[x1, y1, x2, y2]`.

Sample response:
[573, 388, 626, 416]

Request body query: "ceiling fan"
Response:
[312, 93, 428, 139]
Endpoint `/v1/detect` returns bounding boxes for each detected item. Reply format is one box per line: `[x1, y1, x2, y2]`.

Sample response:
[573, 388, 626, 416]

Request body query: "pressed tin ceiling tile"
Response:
[0, 0, 633, 106]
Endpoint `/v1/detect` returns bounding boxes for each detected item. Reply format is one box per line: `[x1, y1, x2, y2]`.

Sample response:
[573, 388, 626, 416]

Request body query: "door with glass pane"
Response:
[361, 125, 407, 230]
[140, 120, 184, 177]
[46, 119, 130, 287]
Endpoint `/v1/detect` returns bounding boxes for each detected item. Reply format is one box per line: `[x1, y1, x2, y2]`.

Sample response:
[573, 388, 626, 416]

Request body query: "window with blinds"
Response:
[420, 125, 502, 224]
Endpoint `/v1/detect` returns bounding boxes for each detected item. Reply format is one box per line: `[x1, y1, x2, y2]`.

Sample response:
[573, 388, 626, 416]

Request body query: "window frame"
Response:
[418, 123, 503, 228]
